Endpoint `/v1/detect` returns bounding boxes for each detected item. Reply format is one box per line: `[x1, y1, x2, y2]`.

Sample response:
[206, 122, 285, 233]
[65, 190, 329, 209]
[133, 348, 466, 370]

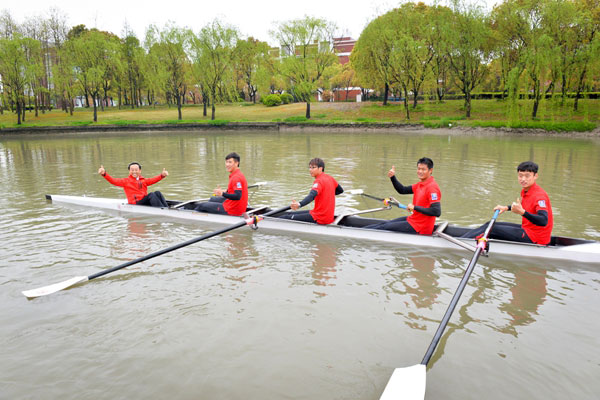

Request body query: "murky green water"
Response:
[1, 130, 599, 399]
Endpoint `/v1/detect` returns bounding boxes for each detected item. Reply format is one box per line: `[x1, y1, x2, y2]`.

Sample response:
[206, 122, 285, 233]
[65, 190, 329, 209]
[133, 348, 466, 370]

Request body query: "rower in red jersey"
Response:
[365, 157, 441, 235]
[462, 161, 553, 245]
[98, 162, 169, 207]
[194, 152, 248, 216]
[278, 158, 344, 224]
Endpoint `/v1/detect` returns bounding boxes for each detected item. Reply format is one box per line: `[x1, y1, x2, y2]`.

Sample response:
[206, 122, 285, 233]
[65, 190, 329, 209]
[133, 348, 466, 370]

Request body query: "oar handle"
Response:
[88, 205, 292, 281]
[421, 211, 500, 366]
[360, 192, 407, 210]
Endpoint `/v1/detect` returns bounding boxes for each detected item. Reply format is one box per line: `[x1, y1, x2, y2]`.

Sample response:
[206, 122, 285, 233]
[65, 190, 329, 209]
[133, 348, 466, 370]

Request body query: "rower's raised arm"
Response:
[390, 175, 413, 195]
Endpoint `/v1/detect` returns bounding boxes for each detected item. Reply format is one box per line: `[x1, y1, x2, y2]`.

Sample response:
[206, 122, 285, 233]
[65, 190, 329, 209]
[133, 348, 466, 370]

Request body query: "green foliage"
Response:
[280, 93, 294, 104]
[262, 94, 282, 107]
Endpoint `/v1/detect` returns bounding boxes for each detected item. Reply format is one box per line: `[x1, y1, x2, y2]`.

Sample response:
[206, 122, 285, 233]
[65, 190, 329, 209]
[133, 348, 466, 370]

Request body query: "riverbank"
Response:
[2, 120, 599, 138]
[1, 100, 598, 137]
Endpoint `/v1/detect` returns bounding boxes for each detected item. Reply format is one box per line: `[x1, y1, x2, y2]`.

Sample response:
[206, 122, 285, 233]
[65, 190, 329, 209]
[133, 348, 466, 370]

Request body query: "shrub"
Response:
[280, 93, 294, 104]
[262, 94, 282, 107]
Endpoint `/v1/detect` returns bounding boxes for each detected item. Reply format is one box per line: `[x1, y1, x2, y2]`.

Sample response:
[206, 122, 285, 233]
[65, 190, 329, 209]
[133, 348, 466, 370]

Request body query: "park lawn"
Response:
[1, 98, 598, 131]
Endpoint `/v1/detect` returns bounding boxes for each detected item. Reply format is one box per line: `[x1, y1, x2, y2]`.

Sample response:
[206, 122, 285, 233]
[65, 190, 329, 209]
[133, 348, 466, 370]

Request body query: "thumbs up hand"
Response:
[387, 165, 396, 178]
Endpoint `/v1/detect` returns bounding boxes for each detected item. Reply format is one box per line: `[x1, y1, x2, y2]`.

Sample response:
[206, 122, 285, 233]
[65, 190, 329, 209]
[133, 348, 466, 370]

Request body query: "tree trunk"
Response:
[573, 65, 587, 112]
[305, 102, 311, 119]
[203, 98, 207, 116]
[22, 100, 26, 122]
[465, 90, 471, 118]
[403, 86, 410, 120]
[69, 98, 74, 116]
[93, 94, 98, 122]
[531, 78, 540, 119]
[383, 83, 389, 105]
[16, 98, 22, 125]
[211, 102, 216, 120]
[177, 91, 182, 120]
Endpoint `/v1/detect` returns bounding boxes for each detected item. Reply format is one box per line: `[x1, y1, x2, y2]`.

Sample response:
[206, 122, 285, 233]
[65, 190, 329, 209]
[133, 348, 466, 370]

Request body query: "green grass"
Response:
[0, 98, 597, 132]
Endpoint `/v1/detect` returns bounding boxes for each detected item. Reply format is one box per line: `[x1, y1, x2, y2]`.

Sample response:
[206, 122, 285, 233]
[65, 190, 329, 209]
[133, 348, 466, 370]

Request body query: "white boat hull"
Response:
[45, 195, 600, 264]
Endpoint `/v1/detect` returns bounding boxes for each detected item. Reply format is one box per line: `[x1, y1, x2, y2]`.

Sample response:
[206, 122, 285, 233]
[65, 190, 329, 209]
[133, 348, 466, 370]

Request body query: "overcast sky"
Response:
[5, 0, 496, 45]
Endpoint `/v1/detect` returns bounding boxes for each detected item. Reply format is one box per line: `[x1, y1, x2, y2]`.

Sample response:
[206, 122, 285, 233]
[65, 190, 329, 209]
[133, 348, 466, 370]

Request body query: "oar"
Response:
[22, 205, 291, 299]
[379, 209, 500, 400]
[347, 189, 407, 209]
[172, 181, 268, 209]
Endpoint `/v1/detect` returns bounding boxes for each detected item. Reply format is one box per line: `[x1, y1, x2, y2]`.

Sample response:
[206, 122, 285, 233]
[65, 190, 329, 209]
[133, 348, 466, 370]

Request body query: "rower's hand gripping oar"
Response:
[347, 189, 407, 210]
[379, 209, 500, 400]
[22, 205, 291, 299]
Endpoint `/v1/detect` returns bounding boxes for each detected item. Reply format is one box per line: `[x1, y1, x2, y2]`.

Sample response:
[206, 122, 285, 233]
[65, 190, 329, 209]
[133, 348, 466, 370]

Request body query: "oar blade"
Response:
[22, 276, 89, 299]
[380, 364, 426, 400]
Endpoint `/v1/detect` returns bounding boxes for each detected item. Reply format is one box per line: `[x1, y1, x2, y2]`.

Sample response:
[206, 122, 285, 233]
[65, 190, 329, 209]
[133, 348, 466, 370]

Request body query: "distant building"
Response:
[269, 37, 363, 102]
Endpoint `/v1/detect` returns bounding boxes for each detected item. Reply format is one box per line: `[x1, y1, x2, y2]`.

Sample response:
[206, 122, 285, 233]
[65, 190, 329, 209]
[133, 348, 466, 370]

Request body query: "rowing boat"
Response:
[45, 194, 600, 264]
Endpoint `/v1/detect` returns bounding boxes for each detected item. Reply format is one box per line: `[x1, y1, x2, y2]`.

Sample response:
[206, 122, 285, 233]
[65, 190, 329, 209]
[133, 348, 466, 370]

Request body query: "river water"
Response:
[1, 129, 599, 399]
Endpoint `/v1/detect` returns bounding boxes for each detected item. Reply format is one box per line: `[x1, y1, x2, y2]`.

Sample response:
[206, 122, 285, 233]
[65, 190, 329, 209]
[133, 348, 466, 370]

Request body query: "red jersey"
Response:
[309, 173, 339, 224]
[223, 168, 248, 216]
[520, 183, 553, 245]
[103, 173, 164, 204]
[408, 176, 441, 235]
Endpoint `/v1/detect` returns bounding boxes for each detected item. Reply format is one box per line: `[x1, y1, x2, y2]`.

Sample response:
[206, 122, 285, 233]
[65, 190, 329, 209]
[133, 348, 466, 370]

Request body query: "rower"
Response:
[278, 157, 344, 224]
[461, 161, 553, 245]
[98, 162, 169, 207]
[194, 152, 248, 216]
[365, 157, 441, 234]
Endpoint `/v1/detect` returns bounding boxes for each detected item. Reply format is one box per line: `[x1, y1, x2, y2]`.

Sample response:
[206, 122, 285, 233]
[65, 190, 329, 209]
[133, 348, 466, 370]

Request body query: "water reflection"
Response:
[311, 243, 338, 297]
[498, 266, 547, 336]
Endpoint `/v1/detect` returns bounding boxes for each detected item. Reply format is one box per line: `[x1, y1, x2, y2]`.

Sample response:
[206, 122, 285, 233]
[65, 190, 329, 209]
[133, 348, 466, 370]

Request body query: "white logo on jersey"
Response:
[431, 193, 438, 201]
[312, 183, 319, 189]
[538, 200, 546, 208]
[236, 182, 242, 189]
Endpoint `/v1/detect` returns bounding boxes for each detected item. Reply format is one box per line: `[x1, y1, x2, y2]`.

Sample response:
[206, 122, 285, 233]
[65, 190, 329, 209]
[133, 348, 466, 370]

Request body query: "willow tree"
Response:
[190, 20, 239, 120]
[429, 5, 454, 102]
[271, 16, 338, 118]
[233, 37, 271, 103]
[572, 0, 600, 111]
[350, 14, 394, 105]
[0, 35, 31, 124]
[447, 0, 492, 118]
[69, 29, 120, 121]
[145, 24, 190, 120]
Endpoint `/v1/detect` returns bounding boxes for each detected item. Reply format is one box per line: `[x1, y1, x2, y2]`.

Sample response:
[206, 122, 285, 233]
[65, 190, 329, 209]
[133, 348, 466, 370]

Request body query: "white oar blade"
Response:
[22, 276, 89, 299]
[380, 364, 426, 400]
[253, 181, 268, 187]
[348, 189, 364, 195]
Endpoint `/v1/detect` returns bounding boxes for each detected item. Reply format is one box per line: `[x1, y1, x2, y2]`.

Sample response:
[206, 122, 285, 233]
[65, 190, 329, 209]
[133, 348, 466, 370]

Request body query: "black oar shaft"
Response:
[421, 210, 500, 366]
[88, 205, 290, 281]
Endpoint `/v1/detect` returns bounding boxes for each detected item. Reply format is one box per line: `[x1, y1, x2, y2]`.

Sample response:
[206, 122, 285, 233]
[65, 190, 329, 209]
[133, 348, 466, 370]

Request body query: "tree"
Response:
[271, 16, 338, 118]
[429, 5, 454, 102]
[233, 37, 270, 103]
[191, 20, 239, 120]
[447, 0, 492, 118]
[329, 63, 356, 101]
[0, 35, 32, 124]
[70, 29, 119, 121]
[145, 24, 190, 120]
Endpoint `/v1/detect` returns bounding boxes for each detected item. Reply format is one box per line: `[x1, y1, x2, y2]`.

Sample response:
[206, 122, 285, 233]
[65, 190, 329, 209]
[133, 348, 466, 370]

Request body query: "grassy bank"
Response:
[1, 98, 598, 132]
